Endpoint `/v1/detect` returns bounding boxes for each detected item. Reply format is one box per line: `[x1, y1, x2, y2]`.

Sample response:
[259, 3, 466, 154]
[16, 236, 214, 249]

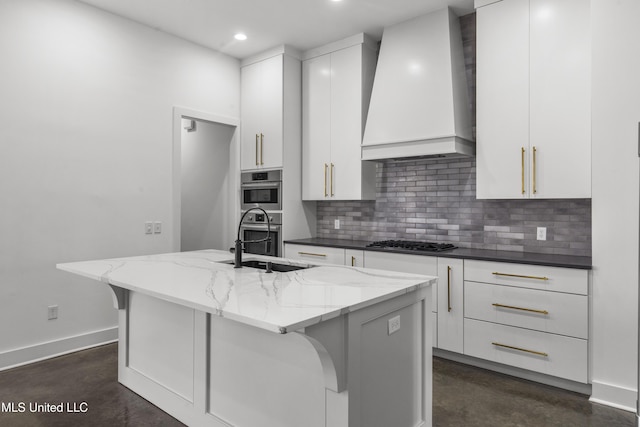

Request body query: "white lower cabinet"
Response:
[463, 260, 589, 383]
[436, 258, 464, 353]
[285, 243, 591, 385]
[464, 319, 588, 383]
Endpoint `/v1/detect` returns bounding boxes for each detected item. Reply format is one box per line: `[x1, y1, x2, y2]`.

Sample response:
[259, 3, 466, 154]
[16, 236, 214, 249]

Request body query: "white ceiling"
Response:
[77, 0, 474, 59]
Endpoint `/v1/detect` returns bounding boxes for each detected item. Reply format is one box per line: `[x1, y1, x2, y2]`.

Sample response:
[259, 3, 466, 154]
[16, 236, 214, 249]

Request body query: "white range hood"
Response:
[362, 8, 474, 161]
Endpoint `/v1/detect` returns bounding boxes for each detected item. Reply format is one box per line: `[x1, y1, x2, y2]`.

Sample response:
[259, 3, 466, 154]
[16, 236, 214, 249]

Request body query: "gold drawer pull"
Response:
[532, 146, 537, 194]
[260, 133, 264, 165]
[492, 342, 548, 357]
[298, 251, 326, 257]
[324, 164, 328, 197]
[447, 266, 452, 312]
[351, 256, 356, 266]
[492, 303, 549, 315]
[492, 272, 549, 281]
[521, 147, 525, 195]
[255, 134, 259, 166]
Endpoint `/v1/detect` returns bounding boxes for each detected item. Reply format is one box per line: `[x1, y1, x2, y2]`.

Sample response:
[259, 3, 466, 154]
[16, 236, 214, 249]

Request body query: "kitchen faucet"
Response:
[234, 207, 272, 269]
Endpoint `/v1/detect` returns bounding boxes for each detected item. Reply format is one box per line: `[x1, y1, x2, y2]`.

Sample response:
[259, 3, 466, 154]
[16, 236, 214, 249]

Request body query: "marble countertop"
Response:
[57, 250, 436, 334]
[284, 238, 592, 270]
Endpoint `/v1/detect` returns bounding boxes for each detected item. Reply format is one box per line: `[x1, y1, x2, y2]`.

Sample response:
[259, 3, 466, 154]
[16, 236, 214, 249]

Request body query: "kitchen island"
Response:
[57, 250, 436, 427]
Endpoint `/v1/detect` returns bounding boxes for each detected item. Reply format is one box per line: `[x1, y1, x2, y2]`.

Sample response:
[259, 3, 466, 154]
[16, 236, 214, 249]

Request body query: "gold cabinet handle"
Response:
[532, 146, 537, 194]
[298, 251, 326, 257]
[492, 272, 549, 281]
[260, 133, 264, 165]
[324, 164, 328, 197]
[330, 163, 335, 196]
[492, 303, 549, 315]
[447, 266, 452, 312]
[492, 342, 548, 357]
[351, 256, 356, 267]
[255, 134, 259, 166]
[521, 147, 525, 195]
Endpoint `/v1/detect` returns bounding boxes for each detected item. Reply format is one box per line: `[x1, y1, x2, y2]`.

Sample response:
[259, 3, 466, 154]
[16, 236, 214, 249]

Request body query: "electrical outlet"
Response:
[537, 227, 547, 241]
[145, 221, 153, 234]
[48, 305, 58, 320]
[334, 219, 340, 230]
[388, 315, 401, 335]
[153, 221, 162, 234]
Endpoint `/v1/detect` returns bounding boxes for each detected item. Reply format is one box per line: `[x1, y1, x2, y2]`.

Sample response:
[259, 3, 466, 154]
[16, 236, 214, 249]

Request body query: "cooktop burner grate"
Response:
[366, 240, 457, 252]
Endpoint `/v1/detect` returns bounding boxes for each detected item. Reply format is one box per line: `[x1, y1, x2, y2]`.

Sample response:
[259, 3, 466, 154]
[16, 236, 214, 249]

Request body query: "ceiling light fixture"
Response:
[234, 33, 247, 41]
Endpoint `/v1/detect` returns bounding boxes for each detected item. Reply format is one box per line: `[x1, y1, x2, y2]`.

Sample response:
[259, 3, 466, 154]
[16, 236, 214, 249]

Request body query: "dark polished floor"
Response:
[0, 343, 635, 426]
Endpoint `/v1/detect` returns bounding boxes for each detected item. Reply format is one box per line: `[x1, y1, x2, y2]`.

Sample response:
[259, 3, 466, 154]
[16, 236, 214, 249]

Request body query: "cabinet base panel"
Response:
[433, 348, 591, 395]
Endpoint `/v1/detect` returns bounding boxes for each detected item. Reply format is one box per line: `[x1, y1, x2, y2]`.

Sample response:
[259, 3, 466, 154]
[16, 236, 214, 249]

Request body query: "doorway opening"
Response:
[172, 107, 239, 252]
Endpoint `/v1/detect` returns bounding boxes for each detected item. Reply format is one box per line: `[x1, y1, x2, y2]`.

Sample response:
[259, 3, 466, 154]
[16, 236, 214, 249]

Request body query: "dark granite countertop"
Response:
[284, 238, 592, 270]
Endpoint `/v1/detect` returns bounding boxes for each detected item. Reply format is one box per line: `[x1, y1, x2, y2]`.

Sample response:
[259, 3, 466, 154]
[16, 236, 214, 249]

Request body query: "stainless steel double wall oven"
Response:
[240, 170, 282, 257]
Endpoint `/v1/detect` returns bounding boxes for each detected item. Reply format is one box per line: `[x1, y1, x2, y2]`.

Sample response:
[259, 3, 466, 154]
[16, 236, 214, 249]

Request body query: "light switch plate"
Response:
[145, 222, 153, 234]
[537, 227, 547, 241]
[153, 221, 162, 234]
[334, 219, 340, 230]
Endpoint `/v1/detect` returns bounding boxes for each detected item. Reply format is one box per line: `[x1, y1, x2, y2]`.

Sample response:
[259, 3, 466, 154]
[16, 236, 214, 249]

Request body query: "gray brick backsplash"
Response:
[316, 158, 592, 257]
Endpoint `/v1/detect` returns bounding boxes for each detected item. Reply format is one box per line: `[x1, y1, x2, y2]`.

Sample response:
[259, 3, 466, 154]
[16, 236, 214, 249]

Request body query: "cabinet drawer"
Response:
[464, 319, 587, 383]
[464, 260, 588, 295]
[284, 244, 345, 265]
[465, 281, 588, 339]
[364, 251, 438, 312]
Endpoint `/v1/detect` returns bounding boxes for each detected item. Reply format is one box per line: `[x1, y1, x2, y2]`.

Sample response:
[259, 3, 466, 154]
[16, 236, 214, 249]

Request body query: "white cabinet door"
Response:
[241, 61, 263, 170]
[476, 0, 591, 199]
[437, 258, 464, 353]
[302, 54, 332, 200]
[241, 55, 284, 171]
[529, 0, 590, 198]
[302, 38, 376, 201]
[476, 0, 530, 199]
[259, 55, 284, 170]
[330, 45, 363, 200]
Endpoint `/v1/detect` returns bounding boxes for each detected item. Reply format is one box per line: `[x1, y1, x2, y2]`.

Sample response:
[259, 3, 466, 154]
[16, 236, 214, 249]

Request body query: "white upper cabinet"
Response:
[302, 35, 377, 201]
[241, 53, 285, 171]
[475, 0, 591, 199]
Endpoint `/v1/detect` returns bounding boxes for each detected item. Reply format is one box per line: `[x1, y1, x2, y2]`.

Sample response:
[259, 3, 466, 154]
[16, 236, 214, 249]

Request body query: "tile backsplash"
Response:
[316, 158, 591, 257]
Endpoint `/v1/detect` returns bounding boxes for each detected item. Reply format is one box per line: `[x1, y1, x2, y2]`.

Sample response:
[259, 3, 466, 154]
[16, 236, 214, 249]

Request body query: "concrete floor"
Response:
[0, 343, 635, 426]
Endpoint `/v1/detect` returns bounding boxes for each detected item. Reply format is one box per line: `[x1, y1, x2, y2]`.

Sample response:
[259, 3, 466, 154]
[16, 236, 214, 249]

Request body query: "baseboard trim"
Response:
[0, 327, 118, 371]
[590, 380, 636, 413]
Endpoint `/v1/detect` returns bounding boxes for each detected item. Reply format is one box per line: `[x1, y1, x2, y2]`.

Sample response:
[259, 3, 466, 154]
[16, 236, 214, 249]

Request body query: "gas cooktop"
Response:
[366, 240, 457, 252]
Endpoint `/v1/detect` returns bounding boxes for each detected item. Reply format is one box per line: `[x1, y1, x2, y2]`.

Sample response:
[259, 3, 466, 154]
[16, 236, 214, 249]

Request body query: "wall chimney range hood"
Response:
[362, 8, 474, 161]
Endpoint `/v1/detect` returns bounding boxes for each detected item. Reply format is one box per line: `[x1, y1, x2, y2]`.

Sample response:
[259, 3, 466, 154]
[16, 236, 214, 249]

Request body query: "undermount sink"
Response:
[218, 259, 315, 273]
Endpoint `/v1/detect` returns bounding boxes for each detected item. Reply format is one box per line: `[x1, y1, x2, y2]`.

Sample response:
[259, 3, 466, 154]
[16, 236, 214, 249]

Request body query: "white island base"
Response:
[58, 251, 434, 427]
[117, 288, 432, 427]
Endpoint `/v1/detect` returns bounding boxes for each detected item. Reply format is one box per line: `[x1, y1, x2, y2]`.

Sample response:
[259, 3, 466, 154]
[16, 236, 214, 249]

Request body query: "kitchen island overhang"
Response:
[58, 250, 436, 427]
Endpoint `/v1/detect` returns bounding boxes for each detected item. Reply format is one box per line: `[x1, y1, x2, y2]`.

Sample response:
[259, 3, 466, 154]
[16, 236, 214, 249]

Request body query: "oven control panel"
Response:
[242, 211, 281, 226]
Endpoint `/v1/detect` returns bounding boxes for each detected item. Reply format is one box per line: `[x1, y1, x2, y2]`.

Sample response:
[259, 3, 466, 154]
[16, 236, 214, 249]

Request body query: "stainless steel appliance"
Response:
[241, 169, 282, 211]
[240, 211, 282, 257]
[366, 240, 457, 252]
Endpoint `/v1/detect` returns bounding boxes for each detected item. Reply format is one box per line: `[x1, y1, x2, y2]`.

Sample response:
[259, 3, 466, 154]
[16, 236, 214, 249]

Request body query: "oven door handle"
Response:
[241, 182, 281, 189]
[241, 224, 281, 231]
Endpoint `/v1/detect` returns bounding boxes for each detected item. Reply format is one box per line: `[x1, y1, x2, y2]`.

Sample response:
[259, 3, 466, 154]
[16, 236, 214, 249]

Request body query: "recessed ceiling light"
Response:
[234, 33, 247, 41]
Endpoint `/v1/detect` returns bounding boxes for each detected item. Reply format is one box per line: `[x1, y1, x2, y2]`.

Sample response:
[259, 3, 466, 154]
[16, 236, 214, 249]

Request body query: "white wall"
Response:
[0, 0, 239, 368]
[181, 120, 237, 252]
[591, 0, 640, 411]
